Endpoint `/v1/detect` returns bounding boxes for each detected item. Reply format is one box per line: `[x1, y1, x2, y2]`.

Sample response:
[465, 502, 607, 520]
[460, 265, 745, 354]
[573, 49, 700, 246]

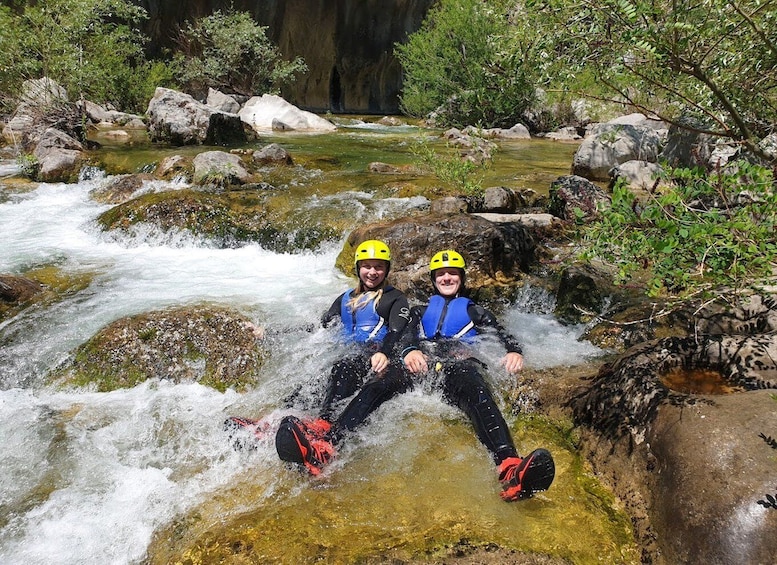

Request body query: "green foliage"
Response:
[411, 138, 489, 197]
[581, 161, 777, 296]
[0, 0, 158, 113]
[171, 9, 307, 97]
[15, 153, 40, 179]
[395, 0, 540, 128]
[0, 6, 37, 111]
[531, 0, 777, 161]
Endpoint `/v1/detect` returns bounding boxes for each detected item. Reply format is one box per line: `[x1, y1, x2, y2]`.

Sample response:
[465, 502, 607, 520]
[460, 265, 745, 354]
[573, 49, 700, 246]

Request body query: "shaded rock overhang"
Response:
[135, 0, 436, 114]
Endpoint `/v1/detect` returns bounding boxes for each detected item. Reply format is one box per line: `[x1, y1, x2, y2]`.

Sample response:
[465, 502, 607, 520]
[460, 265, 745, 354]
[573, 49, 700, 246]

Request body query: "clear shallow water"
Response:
[0, 128, 635, 565]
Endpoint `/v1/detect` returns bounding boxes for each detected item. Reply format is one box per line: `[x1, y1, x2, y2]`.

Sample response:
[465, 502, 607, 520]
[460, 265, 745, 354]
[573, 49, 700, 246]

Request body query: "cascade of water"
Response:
[0, 135, 628, 564]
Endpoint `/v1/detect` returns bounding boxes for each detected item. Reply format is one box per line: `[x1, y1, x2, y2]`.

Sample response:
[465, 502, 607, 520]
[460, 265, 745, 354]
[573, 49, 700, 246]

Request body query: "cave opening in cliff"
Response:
[329, 66, 343, 113]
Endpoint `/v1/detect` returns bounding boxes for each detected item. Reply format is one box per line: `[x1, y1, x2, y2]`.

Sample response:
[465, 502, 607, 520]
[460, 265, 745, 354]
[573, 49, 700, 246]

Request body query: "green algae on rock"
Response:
[96, 188, 341, 252]
[48, 305, 266, 392]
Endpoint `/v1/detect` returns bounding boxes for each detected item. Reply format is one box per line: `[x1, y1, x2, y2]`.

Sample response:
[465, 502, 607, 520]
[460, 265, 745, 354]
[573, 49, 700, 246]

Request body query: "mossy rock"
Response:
[49, 304, 266, 392]
[96, 188, 340, 252]
[1, 267, 93, 323]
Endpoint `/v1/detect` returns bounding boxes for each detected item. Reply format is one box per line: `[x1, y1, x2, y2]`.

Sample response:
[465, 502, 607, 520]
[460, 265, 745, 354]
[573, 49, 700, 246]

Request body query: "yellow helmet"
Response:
[429, 250, 466, 272]
[354, 239, 391, 264]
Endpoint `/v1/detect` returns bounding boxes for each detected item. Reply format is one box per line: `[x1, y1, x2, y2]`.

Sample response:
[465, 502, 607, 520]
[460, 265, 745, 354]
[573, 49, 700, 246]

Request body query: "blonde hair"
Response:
[346, 279, 386, 313]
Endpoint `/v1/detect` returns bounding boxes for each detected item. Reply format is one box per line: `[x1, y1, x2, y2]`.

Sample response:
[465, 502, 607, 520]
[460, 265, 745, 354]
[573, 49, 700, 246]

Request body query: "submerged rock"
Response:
[96, 188, 341, 252]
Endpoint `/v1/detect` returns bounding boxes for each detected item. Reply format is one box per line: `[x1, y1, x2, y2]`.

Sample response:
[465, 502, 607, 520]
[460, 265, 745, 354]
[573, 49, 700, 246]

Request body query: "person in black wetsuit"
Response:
[399, 250, 555, 501]
[274, 239, 412, 475]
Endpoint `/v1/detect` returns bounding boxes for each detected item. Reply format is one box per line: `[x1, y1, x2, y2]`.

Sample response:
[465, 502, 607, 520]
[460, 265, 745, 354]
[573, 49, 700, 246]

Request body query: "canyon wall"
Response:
[136, 0, 435, 114]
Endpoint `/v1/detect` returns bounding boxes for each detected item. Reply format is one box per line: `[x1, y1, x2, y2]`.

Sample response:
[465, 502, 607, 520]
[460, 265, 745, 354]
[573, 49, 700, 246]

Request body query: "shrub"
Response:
[395, 0, 538, 128]
[171, 9, 307, 98]
[581, 161, 777, 296]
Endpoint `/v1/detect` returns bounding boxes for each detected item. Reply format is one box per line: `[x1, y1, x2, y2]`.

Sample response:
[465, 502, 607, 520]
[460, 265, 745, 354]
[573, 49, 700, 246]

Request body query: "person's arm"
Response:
[400, 305, 428, 374]
[375, 288, 411, 357]
[321, 292, 347, 327]
[469, 304, 524, 373]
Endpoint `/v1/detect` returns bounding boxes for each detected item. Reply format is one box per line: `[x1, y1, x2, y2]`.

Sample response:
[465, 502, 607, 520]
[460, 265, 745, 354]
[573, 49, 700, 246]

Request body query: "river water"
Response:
[0, 124, 638, 564]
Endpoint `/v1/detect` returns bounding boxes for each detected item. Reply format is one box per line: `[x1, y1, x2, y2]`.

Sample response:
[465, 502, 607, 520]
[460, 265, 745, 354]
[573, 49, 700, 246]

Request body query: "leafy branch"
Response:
[580, 161, 777, 297]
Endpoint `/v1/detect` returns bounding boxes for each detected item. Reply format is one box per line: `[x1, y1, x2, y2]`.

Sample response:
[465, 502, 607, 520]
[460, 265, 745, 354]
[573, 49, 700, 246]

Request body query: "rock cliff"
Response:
[135, 0, 435, 114]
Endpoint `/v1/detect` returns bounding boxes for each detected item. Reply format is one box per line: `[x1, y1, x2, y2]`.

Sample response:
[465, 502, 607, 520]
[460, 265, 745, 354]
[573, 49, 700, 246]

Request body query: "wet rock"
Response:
[97, 189, 339, 252]
[32, 127, 87, 183]
[90, 173, 155, 204]
[554, 262, 615, 325]
[253, 143, 293, 166]
[155, 155, 194, 182]
[192, 150, 252, 188]
[572, 332, 777, 565]
[0, 275, 44, 304]
[49, 305, 266, 392]
[340, 213, 536, 301]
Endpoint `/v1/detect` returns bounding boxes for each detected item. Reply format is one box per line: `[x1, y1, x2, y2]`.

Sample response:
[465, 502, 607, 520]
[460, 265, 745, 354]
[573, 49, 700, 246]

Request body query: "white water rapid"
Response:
[0, 160, 604, 564]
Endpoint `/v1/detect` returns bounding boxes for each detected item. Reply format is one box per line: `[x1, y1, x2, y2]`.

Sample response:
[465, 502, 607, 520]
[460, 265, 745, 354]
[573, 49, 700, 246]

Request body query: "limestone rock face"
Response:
[137, 0, 436, 114]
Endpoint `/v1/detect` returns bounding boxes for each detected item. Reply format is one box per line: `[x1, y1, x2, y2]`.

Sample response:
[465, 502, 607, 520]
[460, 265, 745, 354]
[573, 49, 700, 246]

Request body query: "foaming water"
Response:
[0, 172, 626, 564]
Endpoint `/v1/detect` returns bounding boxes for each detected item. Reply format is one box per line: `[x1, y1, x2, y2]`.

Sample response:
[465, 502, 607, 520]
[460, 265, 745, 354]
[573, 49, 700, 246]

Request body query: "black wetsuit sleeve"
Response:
[321, 292, 347, 327]
[468, 304, 524, 354]
[375, 287, 411, 357]
[397, 304, 425, 353]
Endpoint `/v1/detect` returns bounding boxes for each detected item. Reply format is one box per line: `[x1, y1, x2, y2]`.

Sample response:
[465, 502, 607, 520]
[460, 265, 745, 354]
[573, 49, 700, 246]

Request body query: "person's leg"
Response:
[319, 354, 369, 420]
[441, 359, 517, 463]
[277, 354, 367, 474]
[332, 363, 414, 440]
[441, 359, 555, 500]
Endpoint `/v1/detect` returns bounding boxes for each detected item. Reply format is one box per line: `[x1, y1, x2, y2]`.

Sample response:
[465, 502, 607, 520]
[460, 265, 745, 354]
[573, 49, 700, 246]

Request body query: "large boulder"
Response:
[32, 127, 87, 183]
[48, 305, 266, 392]
[239, 94, 336, 133]
[339, 213, 537, 301]
[97, 189, 340, 253]
[572, 330, 777, 565]
[146, 87, 248, 146]
[573, 123, 663, 181]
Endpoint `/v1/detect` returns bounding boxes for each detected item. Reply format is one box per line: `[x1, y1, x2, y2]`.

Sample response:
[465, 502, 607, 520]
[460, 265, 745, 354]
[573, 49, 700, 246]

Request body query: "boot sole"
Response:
[519, 448, 556, 498]
[275, 416, 308, 465]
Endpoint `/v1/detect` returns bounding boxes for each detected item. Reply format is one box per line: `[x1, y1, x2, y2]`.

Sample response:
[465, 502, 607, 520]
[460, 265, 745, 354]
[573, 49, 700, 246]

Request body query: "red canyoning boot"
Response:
[299, 417, 332, 439]
[275, 415, 336, 476]
[498, 449, 555, 501]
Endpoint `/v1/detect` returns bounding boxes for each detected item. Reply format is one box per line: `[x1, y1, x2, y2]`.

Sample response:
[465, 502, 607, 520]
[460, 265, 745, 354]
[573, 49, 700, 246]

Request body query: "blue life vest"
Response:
[340, 288, 389, 343]
[420, 295, 478, 342]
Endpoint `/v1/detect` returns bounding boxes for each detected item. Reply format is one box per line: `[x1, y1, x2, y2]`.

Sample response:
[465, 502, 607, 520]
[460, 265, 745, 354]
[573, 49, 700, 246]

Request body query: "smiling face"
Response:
[358, 259, 389, 290]
[433, 267, 462, 297]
